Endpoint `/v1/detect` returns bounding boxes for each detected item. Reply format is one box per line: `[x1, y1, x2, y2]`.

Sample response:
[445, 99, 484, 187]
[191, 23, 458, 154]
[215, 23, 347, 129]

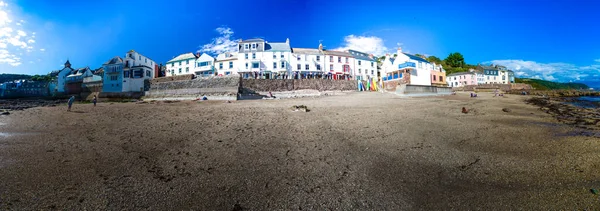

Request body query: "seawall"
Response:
[240, 79, 357, 99]
[143, 76, 240, 101]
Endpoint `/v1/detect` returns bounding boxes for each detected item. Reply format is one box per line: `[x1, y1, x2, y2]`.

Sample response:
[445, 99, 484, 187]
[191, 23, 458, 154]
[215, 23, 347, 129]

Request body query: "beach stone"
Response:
[502, 108, 511, 112]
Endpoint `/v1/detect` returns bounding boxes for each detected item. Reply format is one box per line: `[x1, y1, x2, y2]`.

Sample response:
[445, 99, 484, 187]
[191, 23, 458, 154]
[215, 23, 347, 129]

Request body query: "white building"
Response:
[291, 46, 325, 79]
[49, 60, 76, 93]
[102, 50, 156, 93]
[215, 52, 238, 76]
[237, 38, 292, 79]
[386, 48, 432, 86]
[446, 72, 477, 87]
[348, 49, 377, 81]
[323, 50, 354, 80]
[194, 53, 215, 77]
[166, 53, 197, 77]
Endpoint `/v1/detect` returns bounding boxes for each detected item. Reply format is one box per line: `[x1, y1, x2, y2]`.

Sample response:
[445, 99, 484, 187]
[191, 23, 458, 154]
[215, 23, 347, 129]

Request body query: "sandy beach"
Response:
[0, 92, 599, 210]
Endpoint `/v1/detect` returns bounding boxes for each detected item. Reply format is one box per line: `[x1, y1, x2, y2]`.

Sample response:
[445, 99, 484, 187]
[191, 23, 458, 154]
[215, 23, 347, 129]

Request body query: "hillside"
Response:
[515, 78, 589, 90]
[0, 74, 32, 83]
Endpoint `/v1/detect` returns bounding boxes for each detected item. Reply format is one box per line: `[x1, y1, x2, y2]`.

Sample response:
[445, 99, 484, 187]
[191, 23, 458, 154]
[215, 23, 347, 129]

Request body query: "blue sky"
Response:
[0, 0, 599, 87]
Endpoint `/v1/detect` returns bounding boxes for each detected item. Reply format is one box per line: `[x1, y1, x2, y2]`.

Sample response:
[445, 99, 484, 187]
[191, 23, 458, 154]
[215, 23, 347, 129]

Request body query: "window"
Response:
[245, 63, 248, 69]
[145, 58, 147, 63]
[171, 63, 174, 67]
[134, 70, 144, 78]
[171, 70, 174, 75]
[186, 67, 189, 73]
[440, 77, 443, 82]
[297, 56, 301, 61]
[316, 56, 320, 61]
[252, 53, 256, 59]
[251, 43, 256, 49]
[244, 44, 249, 50]
[252, 62, 259, 68]
[186, 60, 189, 65]
[281, 61, 285, 68]
[179, 68, 182, 73]
[317, 65, 321, 70]
[229, 62, 233, 68]
[273, 54, 276, 59]
[297, 64, 301, 70]
[338, 57, 341, 63]
[198, 62, 210, 67]
[487, 76, 490, 80]
[124, 70, 129, 78]
[358, 69, 361, 74]
[371, 70, 374, 75]
[147, 70, 151, 77]
[305, 64, 309, 70]
[281, 54, 284, 59]
[433, 75, 436, 81]
[494, 76, 497, 80]
[371, 62, 374, 67]
[139, 56, 141, 60]
[330, 64, 333, 71]
[330, 56, 333, 62]
[454, 77, 456, 80]
[219, 63, 223, 69]
[345, 57, 348, 63]
[245, 54, 248, 59]
[358, 61, 362, 65]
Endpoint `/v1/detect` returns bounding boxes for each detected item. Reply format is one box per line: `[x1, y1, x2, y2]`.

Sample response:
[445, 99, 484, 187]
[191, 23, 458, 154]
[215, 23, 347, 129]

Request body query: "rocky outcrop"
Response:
[526, 97, 600, 130]
[511, 90, 600, 97]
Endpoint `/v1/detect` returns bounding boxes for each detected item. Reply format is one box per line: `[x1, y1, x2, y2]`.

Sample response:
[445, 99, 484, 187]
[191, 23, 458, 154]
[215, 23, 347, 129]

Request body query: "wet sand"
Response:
[0, 92, 599, 210]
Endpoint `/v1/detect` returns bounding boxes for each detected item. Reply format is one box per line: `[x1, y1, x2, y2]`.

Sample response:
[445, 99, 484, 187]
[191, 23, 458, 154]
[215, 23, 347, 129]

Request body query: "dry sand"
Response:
[0, 92, 599, 210]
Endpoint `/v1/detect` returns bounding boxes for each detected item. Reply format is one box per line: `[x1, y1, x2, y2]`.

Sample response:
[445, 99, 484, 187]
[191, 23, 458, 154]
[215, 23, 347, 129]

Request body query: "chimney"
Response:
[286, 38, 290, 44]
[397, 47, 402, 55]
[318, 43, 323, 51]
[196, 52, 201, 58]
[369, 54, 374, 59]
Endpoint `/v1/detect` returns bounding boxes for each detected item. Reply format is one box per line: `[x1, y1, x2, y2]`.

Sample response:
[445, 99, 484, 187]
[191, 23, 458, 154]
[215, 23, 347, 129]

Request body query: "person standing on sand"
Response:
[92, 95, 97, 107]
[67, 96, 75, 111]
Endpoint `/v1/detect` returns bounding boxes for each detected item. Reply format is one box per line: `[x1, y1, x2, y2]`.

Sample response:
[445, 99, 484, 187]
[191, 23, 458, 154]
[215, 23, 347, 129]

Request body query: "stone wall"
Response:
[398, 85, 452, 96]
[144, 75, 240, 101]
[240, 79, 357, 94]
[99, 92, 145, 99]
[150, 74, 195, 84]
[454, 83, 533, 92]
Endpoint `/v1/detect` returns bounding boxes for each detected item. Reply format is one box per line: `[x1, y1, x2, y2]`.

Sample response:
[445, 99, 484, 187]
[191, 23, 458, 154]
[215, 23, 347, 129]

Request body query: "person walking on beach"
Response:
[92, 95, 97, 107]
[67, 96, 75, 112]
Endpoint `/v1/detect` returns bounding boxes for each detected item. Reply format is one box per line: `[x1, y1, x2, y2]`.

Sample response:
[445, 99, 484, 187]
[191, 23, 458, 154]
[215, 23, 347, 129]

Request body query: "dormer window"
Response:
[244, 44, 249, 50]
[251, 43, 256, 49]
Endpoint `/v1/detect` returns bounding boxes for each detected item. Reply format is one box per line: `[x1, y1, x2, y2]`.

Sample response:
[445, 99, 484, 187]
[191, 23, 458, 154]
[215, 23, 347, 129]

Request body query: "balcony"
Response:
[398, 62, 416, 69]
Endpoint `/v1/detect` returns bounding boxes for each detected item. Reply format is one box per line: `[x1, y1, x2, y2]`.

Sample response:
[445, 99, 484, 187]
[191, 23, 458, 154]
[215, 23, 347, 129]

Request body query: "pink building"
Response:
[446, 72, 476, 87]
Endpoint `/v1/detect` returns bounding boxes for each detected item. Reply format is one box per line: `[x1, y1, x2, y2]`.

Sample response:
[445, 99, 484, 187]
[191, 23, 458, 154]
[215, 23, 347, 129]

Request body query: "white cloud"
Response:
[333, 35, 388, 56]
[199, 27, 241, 55]
[595, 59, 600, 63]
[39, 48, 45, 52]
[0, 2, 38, 67]
[487, 59, 600, 82]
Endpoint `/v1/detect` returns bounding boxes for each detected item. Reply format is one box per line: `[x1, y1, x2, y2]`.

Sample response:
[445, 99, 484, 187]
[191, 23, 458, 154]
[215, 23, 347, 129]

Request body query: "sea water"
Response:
[569, 96, 600, 109]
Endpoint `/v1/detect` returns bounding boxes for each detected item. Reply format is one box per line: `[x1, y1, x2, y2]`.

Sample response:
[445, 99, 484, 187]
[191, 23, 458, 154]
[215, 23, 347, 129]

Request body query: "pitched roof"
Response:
[447, 72, 475, 76]
[323, 50, 352, 57]
[196, 53, 215, 62]
[167, 53, 197, 63]
[216, 52, 238, 61]
[292, 48, 322, 55]
[240, 38, 265, 43]
[348, 50, 375, 61]
[403, 53, 429, 63]
[104, 56, 123, 65]
[389, 58, 396, 64]
[265, 42, 291, 52]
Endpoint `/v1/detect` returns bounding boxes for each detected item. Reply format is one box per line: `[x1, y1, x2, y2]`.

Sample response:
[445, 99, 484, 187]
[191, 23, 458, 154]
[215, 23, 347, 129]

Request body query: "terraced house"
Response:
[290, 44, 325, 79]
[348, 49, 376, 81]
[382, 48, 432, 86]
[215, 52, 238, 76]
[102, 50, 156, 93]
[237, 38, 292, 79]
[166, 53, 198, 77]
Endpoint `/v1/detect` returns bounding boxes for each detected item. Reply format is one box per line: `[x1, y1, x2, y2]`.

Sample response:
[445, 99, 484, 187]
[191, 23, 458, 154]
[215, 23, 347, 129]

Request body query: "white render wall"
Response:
[290, 53, 325, 74]
[393, 54, 432, 86]
[353, 58, 376, 80]
[166, 58, 196, 76]
[237, 51, 292, 74]
[123, 51, 155, 92]
[215, 59, 238, 75]
[324, 54, 354, 75]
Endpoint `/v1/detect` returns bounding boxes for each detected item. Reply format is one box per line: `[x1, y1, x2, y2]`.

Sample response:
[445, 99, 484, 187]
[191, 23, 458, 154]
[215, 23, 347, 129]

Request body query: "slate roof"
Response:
[323, 50, 352, 57]
[292, 48, 322, 55]
[403, 53, 429, 63]
[240, 38, 265, 43]
[348, 50, 375, 61]
[216, 52, 238, 61]
[167, 53, 197, 63]
[447, 72, 476, 77]
[104, 56, 123, 65]
[265, 42, 291, 52]
[389, 58, 396, 64]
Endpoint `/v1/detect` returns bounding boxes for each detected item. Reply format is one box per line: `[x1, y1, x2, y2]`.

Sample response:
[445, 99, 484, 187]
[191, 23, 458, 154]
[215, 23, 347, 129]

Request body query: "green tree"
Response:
[426, 56, 443, 64]
[444, 52, 465, 68]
